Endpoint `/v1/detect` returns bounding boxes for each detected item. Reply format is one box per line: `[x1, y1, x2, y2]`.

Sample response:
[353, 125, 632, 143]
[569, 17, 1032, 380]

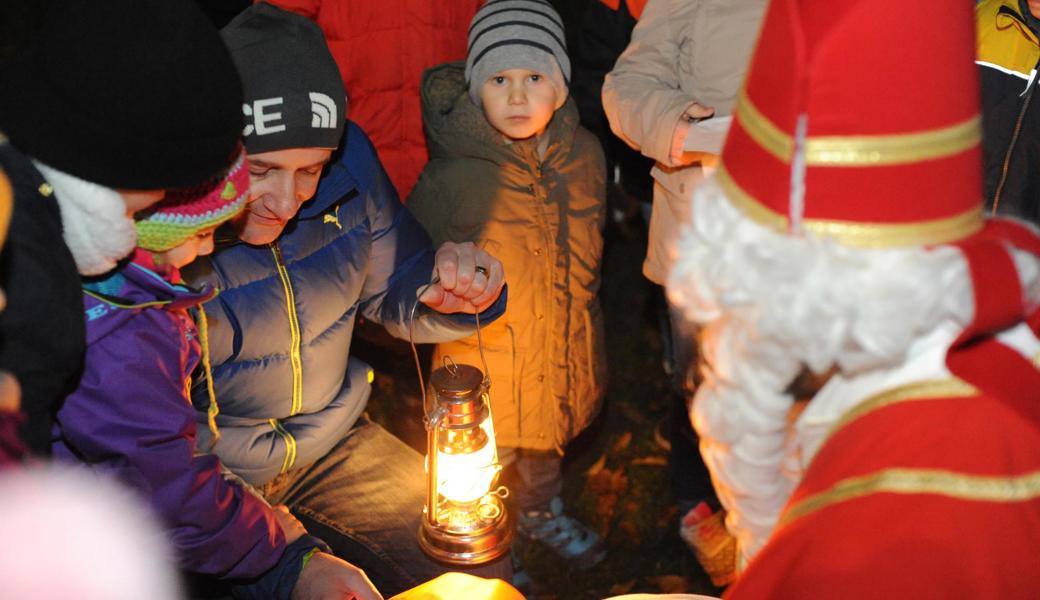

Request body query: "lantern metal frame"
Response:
[409, 283, 512, 566]
[418, 362, 512, 565]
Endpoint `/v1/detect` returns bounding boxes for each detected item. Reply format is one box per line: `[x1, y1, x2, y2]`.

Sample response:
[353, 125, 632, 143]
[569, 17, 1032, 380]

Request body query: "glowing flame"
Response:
[435, 420, 499, 503]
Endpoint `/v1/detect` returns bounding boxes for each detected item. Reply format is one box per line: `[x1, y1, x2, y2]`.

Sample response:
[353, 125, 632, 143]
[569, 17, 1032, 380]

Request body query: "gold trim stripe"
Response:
[715, 165, 985, 247]
[735, 87, 793, 163]
[827, 379, 978, 441]
[782, 468, 1040, 527]
[735, 89, 982, 166]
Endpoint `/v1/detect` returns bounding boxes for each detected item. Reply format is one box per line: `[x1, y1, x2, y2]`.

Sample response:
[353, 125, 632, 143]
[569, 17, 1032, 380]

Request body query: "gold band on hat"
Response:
[716, 165, 985, 247]
[735, 88, 982, 166]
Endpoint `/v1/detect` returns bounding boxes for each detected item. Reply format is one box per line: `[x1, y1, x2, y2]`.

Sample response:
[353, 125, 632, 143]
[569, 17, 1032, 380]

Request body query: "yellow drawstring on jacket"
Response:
[196, 305, 221, 450]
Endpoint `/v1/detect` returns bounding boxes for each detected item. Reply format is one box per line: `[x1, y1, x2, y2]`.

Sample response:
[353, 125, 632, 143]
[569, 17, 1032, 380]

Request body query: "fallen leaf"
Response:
[587, 468, 614, 493]
[612, 431, 632, 453]
[610, 469, 629, 494]
[646, 575, 691, 593]
[608, 580, 636, 596]
[584, 453, 607, 477]
[618, 518, 640, 543]
[631, 456, 668, 466]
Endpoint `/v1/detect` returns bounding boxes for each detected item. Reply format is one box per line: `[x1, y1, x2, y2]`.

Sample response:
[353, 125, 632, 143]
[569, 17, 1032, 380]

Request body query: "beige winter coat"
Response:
[602, 0, 766, 283]
[408, 62, 608, 452]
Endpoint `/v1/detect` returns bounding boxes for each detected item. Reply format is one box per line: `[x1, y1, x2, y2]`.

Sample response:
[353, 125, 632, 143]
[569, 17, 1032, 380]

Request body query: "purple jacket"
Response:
[52, 255, 289, 579]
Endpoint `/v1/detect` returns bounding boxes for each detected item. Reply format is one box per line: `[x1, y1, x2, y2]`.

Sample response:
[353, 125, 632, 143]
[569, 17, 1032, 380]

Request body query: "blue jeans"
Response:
[259, 417, 512, 597]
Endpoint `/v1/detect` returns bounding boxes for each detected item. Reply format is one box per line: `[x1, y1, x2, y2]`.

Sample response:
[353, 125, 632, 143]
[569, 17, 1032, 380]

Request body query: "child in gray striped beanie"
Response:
[466, 0, 571, 139]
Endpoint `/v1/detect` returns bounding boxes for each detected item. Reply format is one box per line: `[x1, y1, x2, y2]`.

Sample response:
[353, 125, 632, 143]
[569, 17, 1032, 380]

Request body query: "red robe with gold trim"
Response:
[726, 380, 1040, 599]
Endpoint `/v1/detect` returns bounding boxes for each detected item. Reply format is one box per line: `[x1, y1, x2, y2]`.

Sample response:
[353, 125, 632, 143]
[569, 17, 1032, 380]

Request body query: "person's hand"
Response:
[272, 505, 307, 545]
[670, 102, 716, 167]
[418, 241, 505, 314]
[291, 552, 383, 600]
[0, 371, 20, 413]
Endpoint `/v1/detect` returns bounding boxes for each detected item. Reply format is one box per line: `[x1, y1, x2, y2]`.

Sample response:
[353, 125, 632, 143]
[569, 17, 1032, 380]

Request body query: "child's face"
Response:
[161, 227, 217, 269]
[479, 69, 558, 141]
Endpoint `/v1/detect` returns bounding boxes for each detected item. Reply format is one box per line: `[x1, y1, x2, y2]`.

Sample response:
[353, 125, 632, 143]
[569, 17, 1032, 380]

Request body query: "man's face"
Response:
[1030, 0, 1040, 19]
[478, 69, 558, 141]
[234, 147, 332, 246]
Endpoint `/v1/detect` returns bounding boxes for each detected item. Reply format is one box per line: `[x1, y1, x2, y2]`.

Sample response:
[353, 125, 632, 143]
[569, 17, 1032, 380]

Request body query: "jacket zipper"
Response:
[268, 418, 297, 475]
[993, 56, 1040, 213]
[271, 242, 304, 416]
[270, 242, 303, 473]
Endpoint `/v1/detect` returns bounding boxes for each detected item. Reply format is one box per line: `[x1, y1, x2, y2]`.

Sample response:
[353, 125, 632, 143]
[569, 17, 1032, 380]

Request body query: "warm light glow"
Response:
[435, 419, 499, 503]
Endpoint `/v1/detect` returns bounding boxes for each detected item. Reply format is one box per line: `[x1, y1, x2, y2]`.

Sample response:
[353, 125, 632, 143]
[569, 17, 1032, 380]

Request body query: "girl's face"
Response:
[478, 69, 559, 141]
[161, 227, 217, 269]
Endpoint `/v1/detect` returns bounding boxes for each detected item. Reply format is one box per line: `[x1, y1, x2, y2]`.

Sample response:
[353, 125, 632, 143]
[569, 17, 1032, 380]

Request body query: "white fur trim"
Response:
[664, 175, 1009, 563]
[32, 161, 136, 276]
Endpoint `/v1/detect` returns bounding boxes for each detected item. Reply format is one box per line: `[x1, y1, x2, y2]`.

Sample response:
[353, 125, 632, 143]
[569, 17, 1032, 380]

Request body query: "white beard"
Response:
[665, 175, 991, 564]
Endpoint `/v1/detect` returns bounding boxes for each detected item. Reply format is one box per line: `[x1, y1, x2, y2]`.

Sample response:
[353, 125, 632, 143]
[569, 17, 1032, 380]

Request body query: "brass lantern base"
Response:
[419, 496, 513, 566]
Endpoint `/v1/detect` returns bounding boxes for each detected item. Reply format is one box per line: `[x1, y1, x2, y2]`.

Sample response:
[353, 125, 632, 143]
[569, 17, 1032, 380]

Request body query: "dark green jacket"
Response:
[408, 62, 607, 452]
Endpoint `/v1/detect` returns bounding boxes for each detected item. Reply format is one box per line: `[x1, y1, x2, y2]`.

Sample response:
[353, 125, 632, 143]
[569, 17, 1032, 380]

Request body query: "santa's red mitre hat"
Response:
[717, 0, 1040, 414]
[719, 0, 983, 247]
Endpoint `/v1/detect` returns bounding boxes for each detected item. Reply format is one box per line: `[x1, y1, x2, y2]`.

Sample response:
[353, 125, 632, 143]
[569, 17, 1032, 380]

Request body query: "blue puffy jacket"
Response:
[187, 122, 505, 486]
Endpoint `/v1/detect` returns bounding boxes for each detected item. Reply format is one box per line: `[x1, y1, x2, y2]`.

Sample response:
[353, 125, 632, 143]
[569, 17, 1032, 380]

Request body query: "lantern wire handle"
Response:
[408, 275, 492, 414]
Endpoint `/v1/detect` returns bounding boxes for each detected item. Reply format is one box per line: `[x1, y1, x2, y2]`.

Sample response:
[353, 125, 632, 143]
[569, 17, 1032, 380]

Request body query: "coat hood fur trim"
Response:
[33, 161, 136, 276]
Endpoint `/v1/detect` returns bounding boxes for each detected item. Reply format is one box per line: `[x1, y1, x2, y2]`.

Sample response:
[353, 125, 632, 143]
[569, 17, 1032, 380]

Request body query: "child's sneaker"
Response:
[679, 501, 737, 587]
[517, 496, 606, 569]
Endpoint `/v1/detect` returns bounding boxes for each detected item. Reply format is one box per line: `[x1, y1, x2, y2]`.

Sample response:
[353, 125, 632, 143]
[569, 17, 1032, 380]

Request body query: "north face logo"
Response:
[310, 93, 337, 129]
[242, 92, 338, 137]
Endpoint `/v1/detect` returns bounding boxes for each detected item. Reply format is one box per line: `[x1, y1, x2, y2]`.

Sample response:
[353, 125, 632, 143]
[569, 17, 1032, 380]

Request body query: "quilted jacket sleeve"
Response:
[602, 0, 697, 165]
[349, 130, 506, 343]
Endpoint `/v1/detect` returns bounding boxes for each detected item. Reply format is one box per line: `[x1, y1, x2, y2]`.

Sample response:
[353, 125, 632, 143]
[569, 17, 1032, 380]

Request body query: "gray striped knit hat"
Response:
[465, 0, 570, 108]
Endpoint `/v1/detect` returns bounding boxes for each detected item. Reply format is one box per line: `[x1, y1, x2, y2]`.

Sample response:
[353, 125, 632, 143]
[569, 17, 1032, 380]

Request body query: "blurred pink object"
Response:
[0, 465, 182, 599]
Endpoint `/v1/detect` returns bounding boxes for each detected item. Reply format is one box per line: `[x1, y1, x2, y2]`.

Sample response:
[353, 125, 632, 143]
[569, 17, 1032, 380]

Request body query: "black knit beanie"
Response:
[221, 3, 347, 155]
[0, 0, 243, 190]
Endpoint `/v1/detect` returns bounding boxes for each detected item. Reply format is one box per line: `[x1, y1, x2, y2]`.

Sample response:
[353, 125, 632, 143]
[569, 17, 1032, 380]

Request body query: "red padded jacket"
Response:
[265, 0, 483, 200]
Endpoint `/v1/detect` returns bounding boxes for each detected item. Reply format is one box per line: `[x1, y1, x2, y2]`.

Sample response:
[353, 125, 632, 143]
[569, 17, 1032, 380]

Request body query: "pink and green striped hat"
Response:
[135, 149, 248, 252]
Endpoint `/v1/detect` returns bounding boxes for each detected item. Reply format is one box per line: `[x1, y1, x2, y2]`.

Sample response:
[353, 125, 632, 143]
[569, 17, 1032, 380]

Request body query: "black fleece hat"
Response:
[221, 2, 347, 154]
[0, 0, 243, 190]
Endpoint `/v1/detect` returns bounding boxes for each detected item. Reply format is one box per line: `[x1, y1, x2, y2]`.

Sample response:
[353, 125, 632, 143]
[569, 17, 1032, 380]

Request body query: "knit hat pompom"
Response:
[135, 150, 248, 252]
[466, 0, 571, 108]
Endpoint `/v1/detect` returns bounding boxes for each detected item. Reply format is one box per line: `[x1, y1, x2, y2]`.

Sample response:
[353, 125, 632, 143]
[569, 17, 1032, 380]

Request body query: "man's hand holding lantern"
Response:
[418, 241, 505, 314]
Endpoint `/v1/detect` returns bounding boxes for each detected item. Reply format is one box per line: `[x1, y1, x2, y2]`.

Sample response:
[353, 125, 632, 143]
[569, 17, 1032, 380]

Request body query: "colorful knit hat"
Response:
[135, 150, 248, 252]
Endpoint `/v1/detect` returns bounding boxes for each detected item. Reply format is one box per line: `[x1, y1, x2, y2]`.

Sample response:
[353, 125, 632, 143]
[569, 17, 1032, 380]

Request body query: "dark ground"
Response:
[358, 208, 721, 600]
